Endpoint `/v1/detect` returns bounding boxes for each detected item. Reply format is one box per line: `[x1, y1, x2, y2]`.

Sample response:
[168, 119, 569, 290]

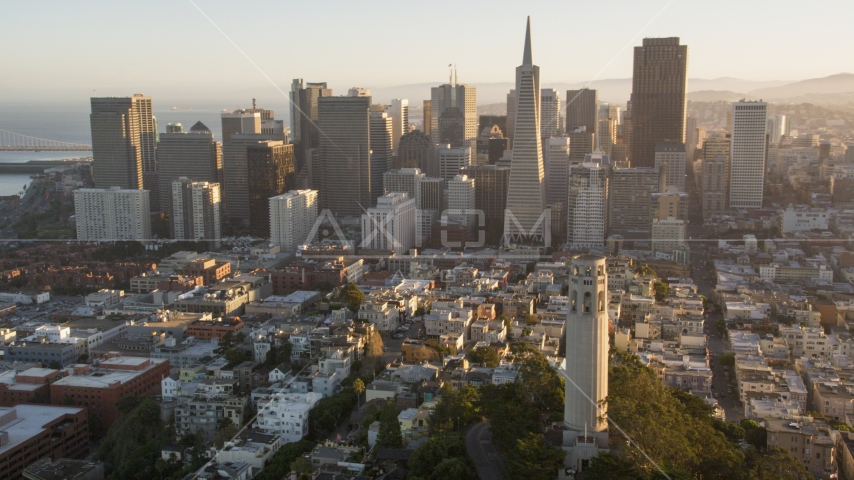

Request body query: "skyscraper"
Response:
[370, 110, 394, 203]
[437, 107, 466, 148]
[90, 95, 156, 207]
[567, 163, 608, 248]
[702, 154, 727, 219]
[563, 254, 610, 472]
[446, 174, 477, 238]
[766, 115, 787, 145]
[729, 101, 767, 209]
[541, 89, 561, 137]
[171, 178, 221, 247]
[609, 166, 664, 239]
[430, 81, 476, 145]
[504, 17, 547, 245]
[437, 144, 474, 181]
[422, 100, 432, 137]
[156, 122, 222, 223]
[221, 110, 260, 145]
[654, 143, 687, 192]
[398, 130, 434, 174]
[544, 137, 571, 206]
[290, 81, 333, 176]
[269, 189, 319, 251]
[384, 168, 425, 200]
[318, 95, 372, 216]
[74, 187, 151, 241]
[506, 89, 516, 145]
[461, 164, 510, 245]
[222, 133, 283, 224]
[565, 88, 598, 137]
[629, 37, 688, 168]
[389, 99, 409, 153]
[246, 141, 295, 237]
[360, 192, 416, 254]
[567, 128, 595, 162]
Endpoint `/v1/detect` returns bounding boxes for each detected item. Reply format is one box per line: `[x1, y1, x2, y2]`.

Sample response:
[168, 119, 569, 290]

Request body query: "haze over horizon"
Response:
[3, 0, 854, 108]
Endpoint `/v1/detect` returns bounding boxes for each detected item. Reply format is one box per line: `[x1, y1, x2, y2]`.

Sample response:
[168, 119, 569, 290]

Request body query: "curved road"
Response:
[466, 421, 503, 480]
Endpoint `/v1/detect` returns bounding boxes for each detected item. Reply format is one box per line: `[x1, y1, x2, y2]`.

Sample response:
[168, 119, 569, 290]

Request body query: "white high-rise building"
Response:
[384, 168, 425, 199]
[437, 145, 473, 181]
[504, 17, 547, 245]
[446, 174, 477, 236]
[269, 190, 319, 251]
[389, 99, 409, 153]
[562, 254, 610, 471]
[729, 101, 767, 209]
[567, 163, 607, 248]
[171, 178, 222, 248]
[541, 89, 561, 137]
[545, 137, 571, 207]
[766, 114, 787, 145]
[74, 187, 151, 241]
[654, 143, 687, 192]
[651, 217, 686, 253]
[361, 192, 416, 254]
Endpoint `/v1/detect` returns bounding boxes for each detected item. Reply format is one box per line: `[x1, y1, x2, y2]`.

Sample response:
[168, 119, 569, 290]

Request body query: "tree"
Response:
[364, 331, 384, 374]
[741, 419, 768, 451]
[521, 327, 532, 337]
[428, 385, 480, 435]
[290, 457, 313, 479]
[466, 346, 500, 367]
[499, 313, 512, 329]
[407, 434, 468, 479]
[653, 281, 670, 302]
[410, 345, 438, 362]
[635, 264, 658, 277]
[524, 313, 539, 326]
[376, 401, 403, 449]
[718, 353, 735, 368]
[353, 378, 365, 411]
[225, 348, 246, 367]
[747, 447, 814, 480]
[252, 440, 315, 480]
[504, 433, 565, 480]
[339, 282, 365, 311]
[430, 457, 477, 480]
[214, 419, 239, 449]
[97, 397, 175, 480]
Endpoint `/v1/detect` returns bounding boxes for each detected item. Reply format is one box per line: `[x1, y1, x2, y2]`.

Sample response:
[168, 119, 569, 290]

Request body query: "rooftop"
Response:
[0, 404, 86, 457]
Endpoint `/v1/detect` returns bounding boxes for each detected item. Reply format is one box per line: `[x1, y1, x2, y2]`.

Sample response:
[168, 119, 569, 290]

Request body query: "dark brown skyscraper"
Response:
[246, 141, 295, 236]
[629, 37, 688, 168]
[565, 88, 598, 138]
[289, 80, 333, 178]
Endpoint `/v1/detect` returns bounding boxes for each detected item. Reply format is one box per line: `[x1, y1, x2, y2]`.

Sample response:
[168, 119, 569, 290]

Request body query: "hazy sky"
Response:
[2, 0, 853, 106]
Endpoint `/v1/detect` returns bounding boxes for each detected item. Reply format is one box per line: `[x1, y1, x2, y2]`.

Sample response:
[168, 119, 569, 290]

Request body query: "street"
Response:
[466, 421, 503, 480]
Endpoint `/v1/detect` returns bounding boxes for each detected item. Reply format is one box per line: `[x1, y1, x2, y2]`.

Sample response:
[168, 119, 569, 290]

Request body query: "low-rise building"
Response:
[765, 418, 835, 479]
[0, 404, 89, 479]
[215, 431, 282, 477]
[255, 392, 322, 442]
[358, 300, 400, 332]
[174, 379, 248, 439]
[186, 317, 245, 342]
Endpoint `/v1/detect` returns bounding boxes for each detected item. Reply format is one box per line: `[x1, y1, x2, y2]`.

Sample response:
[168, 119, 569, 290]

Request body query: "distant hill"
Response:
[748, 73, 854, 99]
[688, 90, 754, 102]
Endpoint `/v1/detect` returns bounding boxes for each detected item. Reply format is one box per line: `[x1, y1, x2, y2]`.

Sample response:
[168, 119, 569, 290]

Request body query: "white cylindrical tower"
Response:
[564, 254, 609, 433]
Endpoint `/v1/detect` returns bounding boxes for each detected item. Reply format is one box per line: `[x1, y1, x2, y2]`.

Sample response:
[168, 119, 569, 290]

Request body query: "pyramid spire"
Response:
[522, 16, 533, 66]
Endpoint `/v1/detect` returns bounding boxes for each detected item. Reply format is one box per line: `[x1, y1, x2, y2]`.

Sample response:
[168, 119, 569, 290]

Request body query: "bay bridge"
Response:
[0, 129, 92, 152]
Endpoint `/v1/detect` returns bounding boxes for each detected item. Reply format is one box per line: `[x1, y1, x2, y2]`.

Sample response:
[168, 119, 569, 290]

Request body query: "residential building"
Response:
[765, 418, 835, 479]
[629, 37, 688, 168]
[174, 379, 248, 439]
[256, 393, 322, 442]
[729, 101, 768, 209]
[73, 187, 151, 241]
[269, 190, 319, 251]
[358, 300, 400, 332]
[0, 405, 89, 479]
[504, 19, 547, 245]
[171, 179, 221, 247]
[89, 95, 157, 208]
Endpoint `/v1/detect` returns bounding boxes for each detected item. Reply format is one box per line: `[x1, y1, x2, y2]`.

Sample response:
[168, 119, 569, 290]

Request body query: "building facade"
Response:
[171, 179, 221, 247]
[729, 101, 768, 209]
[269, 190, 319, 251]
[74, 187, 151, 241]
